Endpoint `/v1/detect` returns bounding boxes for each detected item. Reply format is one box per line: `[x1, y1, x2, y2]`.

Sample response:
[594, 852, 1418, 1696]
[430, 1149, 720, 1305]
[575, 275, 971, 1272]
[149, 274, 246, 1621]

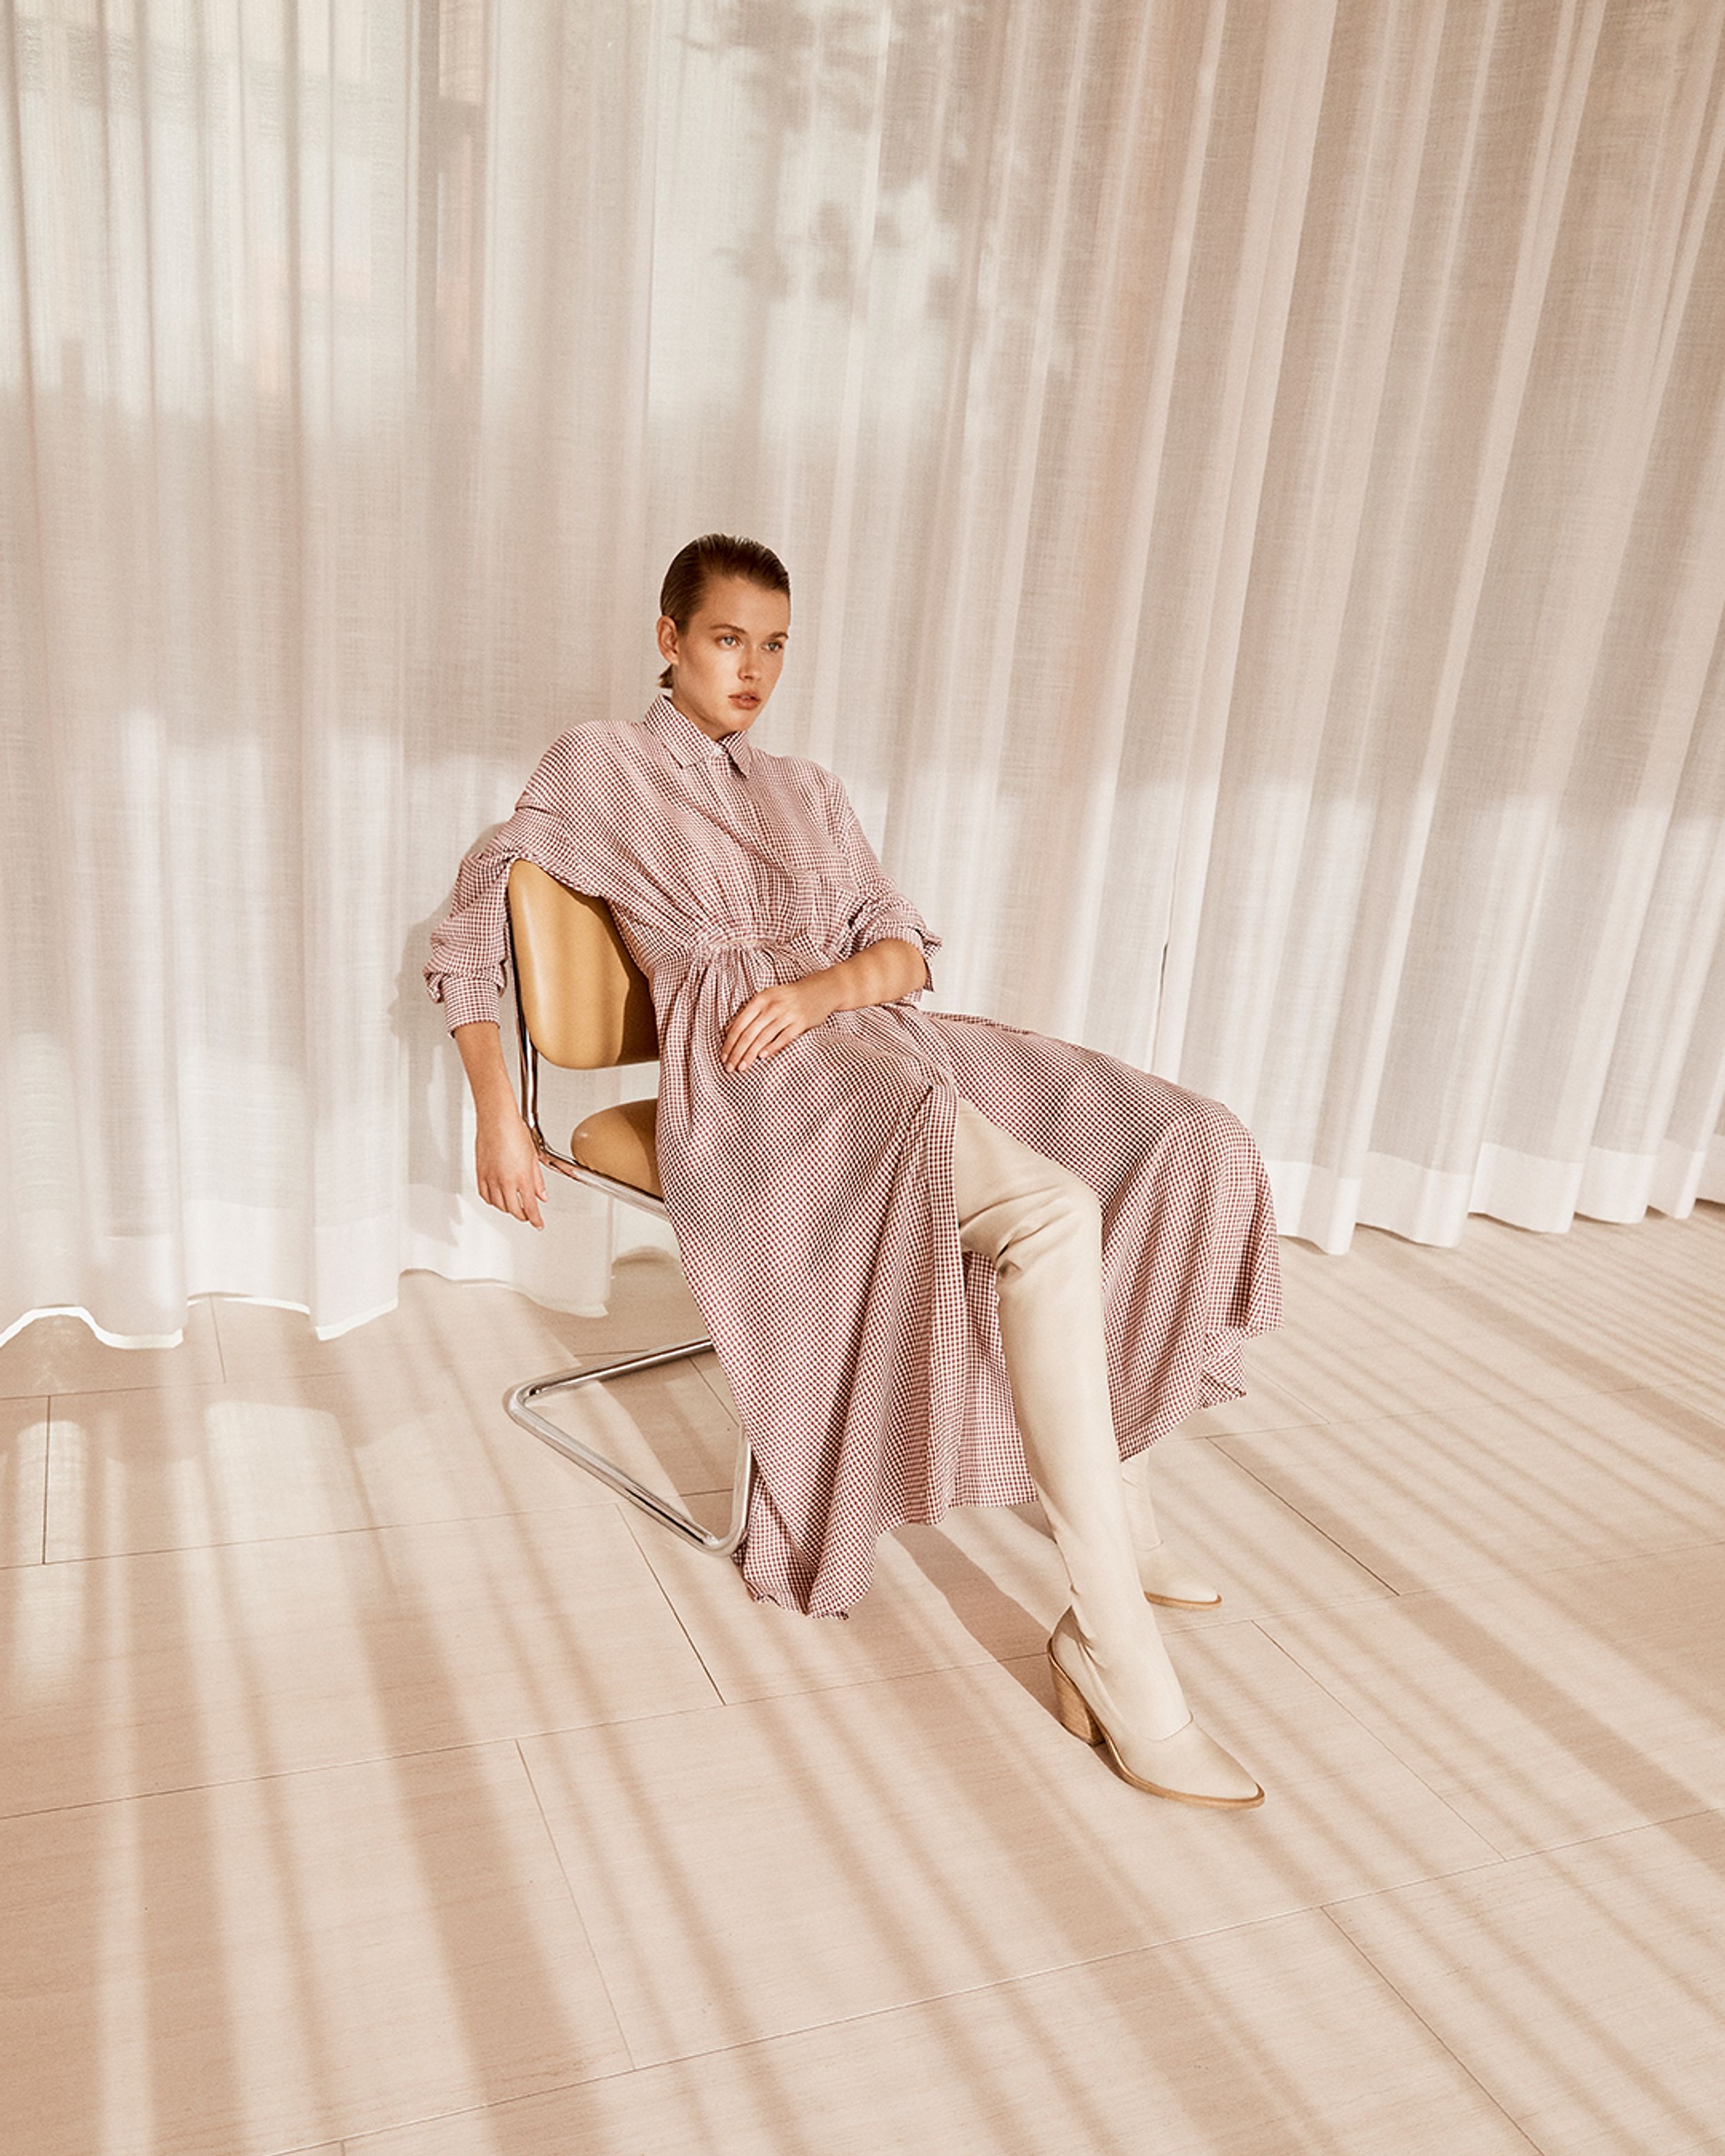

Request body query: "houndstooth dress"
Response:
[426, 693, 1283, 1619]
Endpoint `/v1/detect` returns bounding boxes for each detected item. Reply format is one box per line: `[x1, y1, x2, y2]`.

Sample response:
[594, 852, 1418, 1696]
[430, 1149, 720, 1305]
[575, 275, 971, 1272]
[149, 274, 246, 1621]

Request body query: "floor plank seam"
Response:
[1312, 1903, 1547, 2153]
[1196, 1441, 1405, 1596]
[506, 1599, 1441, 1721]
[1210, 1430, 1725, 1602]
[39, 1392, 52, 1565]
[0, 1712, 744, 1828]
[1432, 1801, 1725, 1868]
[511, 1735, 640, 2077]
[1245, 1619, 1517, 1861]
[553, 1867, 1604, 2090]
[1297, 1527, 1725, 1611]
[328, 2038, 680, 2155]
[426, 1910, 1394, 2089]
[619, 1511, 729, 1706]
[32, 1501, 635, 1568]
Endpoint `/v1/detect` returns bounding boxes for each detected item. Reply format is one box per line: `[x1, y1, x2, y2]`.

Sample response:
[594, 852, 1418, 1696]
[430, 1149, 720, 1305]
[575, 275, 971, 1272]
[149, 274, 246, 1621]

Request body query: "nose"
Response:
[738, 646, 760, 680]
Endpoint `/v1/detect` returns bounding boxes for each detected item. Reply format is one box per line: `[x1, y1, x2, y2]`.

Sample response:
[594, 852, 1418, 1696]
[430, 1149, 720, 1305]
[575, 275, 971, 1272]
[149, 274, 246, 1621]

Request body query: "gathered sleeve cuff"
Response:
[849, 900, 939, 991]
[424, 736, 592, 1035]
[424, 833, 515, 1033]
[434, 973, 505, 1031]
[822, 770, 940, 999]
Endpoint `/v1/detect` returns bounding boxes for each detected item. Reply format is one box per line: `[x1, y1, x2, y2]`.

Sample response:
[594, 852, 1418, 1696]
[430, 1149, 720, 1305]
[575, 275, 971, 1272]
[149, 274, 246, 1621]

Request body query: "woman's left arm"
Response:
[721, 767, 938, 1073]
[720, 938, 927, 1074]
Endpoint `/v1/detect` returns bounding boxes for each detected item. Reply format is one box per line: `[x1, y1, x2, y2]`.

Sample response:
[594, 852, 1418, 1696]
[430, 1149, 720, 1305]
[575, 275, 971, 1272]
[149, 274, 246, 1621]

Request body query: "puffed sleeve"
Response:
[822, 769, 940, 996]
[424, 731, 593, 1031]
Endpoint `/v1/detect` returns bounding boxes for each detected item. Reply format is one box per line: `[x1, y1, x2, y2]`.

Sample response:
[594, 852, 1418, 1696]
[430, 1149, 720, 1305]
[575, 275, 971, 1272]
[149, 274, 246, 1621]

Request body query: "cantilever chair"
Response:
[502, 859, 753, 1556]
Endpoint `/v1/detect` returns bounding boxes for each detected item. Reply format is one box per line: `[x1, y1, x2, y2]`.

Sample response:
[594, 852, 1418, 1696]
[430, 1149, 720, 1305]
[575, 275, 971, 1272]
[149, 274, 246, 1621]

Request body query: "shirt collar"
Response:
[646, 691, 756, 776]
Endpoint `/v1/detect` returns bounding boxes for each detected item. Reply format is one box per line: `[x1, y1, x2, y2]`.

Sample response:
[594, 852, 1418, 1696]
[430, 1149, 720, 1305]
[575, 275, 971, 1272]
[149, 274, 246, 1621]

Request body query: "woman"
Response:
[427, 533, 1283, 1808]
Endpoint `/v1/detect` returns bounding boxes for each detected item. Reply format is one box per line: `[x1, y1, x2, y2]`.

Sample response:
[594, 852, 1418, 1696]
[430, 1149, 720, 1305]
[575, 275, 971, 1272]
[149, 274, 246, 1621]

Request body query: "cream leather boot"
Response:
[952, 1101, 1263, 1808]
[1121, 1447, 1223, 1609]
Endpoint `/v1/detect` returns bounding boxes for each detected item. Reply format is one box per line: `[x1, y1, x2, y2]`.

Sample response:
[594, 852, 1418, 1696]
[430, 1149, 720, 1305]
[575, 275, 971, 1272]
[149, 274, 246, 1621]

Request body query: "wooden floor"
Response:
[4, 1200, 1724, 2155]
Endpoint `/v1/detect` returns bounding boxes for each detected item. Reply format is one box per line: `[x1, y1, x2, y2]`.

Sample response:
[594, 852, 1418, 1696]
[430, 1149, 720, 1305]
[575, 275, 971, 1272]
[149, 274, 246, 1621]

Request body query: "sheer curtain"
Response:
[3, 0, 1723, 1346]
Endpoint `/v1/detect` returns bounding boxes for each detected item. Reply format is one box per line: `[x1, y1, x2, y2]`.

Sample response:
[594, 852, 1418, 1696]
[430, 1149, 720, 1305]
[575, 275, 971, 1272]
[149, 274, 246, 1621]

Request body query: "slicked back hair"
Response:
[657, 533, 791, 688]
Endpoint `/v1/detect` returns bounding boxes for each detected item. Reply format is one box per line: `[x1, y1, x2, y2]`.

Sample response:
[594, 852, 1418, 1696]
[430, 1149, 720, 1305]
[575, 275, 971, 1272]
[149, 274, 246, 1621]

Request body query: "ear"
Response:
[655, 615, 679, 666]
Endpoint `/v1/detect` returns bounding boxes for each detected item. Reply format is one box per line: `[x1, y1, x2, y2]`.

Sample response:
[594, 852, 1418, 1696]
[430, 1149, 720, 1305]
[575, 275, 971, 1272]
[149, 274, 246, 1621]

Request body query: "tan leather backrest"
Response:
[506, 860, 659, 1069]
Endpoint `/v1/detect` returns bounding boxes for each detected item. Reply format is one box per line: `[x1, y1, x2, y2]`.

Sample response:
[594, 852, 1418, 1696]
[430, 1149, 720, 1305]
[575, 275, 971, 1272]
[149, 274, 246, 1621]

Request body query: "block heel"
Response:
[1045, 1619, 1267, 1809]
[1047, 1648, 1104, 1745]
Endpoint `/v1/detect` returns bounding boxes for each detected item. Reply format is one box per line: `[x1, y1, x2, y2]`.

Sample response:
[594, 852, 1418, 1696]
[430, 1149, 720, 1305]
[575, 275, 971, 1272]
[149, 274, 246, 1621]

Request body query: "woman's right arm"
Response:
[428, 846, 553, 1230]
[428, 732, 593, 1230]
[453, 1020, 549, 1231]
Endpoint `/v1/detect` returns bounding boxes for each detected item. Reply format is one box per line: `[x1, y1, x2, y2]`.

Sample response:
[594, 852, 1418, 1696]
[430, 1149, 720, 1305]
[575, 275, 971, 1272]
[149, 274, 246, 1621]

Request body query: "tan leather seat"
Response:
[508, 861, 658, 1071]
[570, 1096, 662, 1200]
[502, 859, 750, 1558]
[506, 862, 664, 1200]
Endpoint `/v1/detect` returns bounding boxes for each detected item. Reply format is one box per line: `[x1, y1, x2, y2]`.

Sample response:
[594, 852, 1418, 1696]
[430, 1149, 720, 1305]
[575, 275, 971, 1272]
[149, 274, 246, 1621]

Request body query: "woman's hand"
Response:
[720, 941, 927, 1072]
[720, 977, 833, 1071]
[475, 1108, 549, 1228]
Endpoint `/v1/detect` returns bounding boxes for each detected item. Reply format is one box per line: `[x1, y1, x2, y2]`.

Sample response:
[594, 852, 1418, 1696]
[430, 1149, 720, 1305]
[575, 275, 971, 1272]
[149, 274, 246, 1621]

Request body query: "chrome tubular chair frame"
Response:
[501, 907, 753, 1558]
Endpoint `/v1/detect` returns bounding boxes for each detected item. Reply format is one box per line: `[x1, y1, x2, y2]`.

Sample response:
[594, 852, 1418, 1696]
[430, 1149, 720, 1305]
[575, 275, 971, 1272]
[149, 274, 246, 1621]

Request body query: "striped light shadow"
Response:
[1321, 1764, 1725, 2150]
[1213, 1385, 1725, 1599]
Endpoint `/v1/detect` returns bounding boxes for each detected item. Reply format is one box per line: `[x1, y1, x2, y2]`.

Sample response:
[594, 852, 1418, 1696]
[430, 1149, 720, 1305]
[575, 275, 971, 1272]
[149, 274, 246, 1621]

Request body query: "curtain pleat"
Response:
[3, 0, 1722, 1344]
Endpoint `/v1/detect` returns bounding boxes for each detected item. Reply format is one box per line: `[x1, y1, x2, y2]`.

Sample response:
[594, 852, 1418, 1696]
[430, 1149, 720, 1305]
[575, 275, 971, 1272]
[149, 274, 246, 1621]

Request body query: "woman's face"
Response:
[657, 575, 790, 739]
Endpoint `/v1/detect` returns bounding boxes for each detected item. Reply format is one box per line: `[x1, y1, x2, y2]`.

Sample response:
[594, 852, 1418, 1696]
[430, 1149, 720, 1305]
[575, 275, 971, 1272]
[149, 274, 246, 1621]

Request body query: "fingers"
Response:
[718, 994, 765, 1065]
[743, 1024, 793, 1069]
[476, 1122, 549, 1227]
[724, 1017, 787, 1070]
[721, 991, 802, 1071]
[479, 1175, 546, 1229]
[722, 1018, 764, 1069]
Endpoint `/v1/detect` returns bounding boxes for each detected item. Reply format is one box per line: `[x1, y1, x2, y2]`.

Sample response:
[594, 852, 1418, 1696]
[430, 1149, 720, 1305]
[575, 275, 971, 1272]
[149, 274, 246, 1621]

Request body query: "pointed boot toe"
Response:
[1138, 1542, 1223, 1610]
[1047, 1639, 1265, 1810]
[1107, 1714, 1265, 1808]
